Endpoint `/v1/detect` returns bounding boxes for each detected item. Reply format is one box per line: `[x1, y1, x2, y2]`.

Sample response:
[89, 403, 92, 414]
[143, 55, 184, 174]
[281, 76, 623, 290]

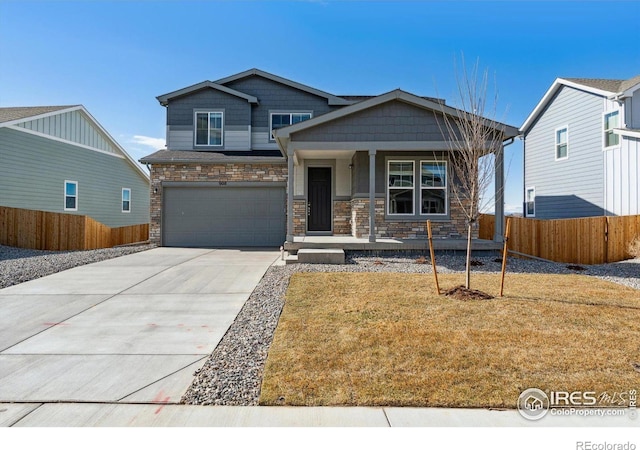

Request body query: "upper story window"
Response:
[604, 111, 620, 148]
[195, 111, 223, 146]
[122, 188, 131, 213]
[420, 161, 447, 215]
[270, 112, 312, 140]
[64, 180, 78, 211]
[555, 126, 568, 160]
[387, 161, 414, 215]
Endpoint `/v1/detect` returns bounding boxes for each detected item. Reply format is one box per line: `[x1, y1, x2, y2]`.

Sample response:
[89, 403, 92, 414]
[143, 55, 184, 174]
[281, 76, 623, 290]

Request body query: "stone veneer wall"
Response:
[333, 200, 351, 235]
[293, 200, 306, 236]
[149, 163, 287, 244]
[350, 198, 474, 239]
[290, 200, 352, 235]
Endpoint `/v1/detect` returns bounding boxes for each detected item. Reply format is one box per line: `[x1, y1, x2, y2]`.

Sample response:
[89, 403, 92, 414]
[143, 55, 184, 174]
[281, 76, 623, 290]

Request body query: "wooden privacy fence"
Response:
[0, 206, 149, 251]
[479, 214, 640, 265]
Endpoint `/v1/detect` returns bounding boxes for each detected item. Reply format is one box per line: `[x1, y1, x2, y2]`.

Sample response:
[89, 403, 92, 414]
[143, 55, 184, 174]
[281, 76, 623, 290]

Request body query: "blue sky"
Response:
[1, 0, 639, 213]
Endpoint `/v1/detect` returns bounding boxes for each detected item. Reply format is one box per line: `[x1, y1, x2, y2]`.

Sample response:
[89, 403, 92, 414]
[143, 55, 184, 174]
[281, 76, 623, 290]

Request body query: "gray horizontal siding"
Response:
[223, 76, 339, 128]
[0, 128, 149, 227]
[17, 110, 118, 155]
[167, 89, 250, 127]
[251, 130, 278, 150]
[524, 85, 605, 219]
[292, 100, 459, 142]
[225, 130, 251, 150]
[167, 125, 250, 151]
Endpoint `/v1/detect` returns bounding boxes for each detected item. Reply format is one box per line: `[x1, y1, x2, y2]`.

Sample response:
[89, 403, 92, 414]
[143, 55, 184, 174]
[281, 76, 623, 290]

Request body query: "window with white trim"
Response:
[122, 188, 131, 213]
[526, 187, 535, 217]
[420, 161, 447, 215]
[555, 126, 568, 160]
[270, 112, 312, 140]
[604, 111, 619, 148]
[387, 161, 414, 215]
[195, 111, 223, 146]
[64, 181, 78, 211]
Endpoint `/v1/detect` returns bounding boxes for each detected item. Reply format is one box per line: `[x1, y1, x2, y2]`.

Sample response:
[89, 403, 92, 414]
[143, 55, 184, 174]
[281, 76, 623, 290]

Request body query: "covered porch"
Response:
[283, 235, 502, 254]
[274, 90, 519, 248]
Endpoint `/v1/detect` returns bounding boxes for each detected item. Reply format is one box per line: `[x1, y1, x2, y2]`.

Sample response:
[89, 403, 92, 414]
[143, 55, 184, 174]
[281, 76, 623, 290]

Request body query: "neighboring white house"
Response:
[520, 75, 640, 219]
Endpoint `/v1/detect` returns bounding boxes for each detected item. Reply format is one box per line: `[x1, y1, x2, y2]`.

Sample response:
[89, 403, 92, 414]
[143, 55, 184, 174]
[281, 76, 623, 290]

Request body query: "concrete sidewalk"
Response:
[0, 248, 279, 404]
[2, 403, 635, 427]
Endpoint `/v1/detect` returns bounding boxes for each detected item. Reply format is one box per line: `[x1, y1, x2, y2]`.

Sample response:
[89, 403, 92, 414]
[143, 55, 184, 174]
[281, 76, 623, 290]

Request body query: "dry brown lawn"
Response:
[259, 273, 640, 407]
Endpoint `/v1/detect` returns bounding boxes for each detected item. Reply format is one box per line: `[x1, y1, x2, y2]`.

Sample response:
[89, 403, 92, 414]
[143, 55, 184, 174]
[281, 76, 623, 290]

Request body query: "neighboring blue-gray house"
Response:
[141, 68, 518, 248]
[520, 76, 640, 219]
[0, 105, 150, 227]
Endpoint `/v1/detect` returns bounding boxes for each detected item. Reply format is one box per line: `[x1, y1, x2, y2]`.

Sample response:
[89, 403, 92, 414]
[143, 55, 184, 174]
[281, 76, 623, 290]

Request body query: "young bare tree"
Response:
[438, 57, 507, 290]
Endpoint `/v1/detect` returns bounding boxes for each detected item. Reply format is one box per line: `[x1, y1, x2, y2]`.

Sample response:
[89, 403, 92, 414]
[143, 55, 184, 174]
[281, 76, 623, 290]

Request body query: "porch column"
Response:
[286, 144, 295, 243]
[493, 143, 505, 242]
[368, 148, 377, 243]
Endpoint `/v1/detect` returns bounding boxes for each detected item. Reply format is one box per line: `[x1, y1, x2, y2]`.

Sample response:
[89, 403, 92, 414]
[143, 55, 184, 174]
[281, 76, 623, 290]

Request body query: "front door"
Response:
[307, 167, 332, 232]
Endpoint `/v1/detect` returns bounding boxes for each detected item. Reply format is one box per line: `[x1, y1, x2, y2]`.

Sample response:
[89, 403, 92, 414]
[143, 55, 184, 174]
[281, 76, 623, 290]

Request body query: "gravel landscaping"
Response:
[1, 243, 637, 406]
[181, 252, 640, 406]
[0, 244, 155, 289]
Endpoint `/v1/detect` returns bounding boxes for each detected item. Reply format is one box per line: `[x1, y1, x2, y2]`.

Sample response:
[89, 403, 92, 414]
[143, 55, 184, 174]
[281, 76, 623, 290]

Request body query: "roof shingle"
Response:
[0, 105, 78, 124]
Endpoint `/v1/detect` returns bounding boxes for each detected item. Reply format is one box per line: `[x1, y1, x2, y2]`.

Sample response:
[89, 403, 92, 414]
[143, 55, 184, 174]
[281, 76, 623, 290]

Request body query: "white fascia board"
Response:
[619, 81, 640, 99]
[215, 68, 351, 106]
[520, 78, 614, 134]
[0, 105, 82, 128]
[9, 125, 125, 159]
[613, 128, 640, 138]
[156, 81, 258, 106]
[276, 89, 518, 141]
[77, 107, 150, 182]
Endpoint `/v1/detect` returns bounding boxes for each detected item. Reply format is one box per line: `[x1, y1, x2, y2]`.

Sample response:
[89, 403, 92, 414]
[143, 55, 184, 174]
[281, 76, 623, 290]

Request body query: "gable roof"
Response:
[0, 105, 79, 125]
[215, 68, 353, 106]
[156, 81, 259, 106]
[274, 89, 519, 153]
[521, 75, 640, 133]
[0, 105, 149, 182]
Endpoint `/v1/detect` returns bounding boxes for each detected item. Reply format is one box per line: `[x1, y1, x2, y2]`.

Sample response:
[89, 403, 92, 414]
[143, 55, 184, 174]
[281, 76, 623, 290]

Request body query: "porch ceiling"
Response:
[295, 149, 356, 160]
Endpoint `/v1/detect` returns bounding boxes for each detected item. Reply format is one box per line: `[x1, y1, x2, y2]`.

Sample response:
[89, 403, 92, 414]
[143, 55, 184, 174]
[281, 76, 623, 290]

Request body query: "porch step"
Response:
[297, 248, 345, 265]
[285, 254, 299, 265]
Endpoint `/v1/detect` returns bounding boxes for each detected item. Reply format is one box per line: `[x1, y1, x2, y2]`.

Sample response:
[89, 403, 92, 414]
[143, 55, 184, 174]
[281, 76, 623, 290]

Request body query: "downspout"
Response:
[493, 136, 516, 242]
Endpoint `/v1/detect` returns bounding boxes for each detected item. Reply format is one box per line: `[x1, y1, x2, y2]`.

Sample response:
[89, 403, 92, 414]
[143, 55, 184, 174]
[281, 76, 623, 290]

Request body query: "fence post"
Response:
[604, 216, 609, 264]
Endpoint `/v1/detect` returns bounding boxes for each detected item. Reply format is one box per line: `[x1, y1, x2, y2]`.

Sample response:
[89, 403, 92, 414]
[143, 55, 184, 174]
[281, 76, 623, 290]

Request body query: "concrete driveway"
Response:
[0, 247, 280, 404]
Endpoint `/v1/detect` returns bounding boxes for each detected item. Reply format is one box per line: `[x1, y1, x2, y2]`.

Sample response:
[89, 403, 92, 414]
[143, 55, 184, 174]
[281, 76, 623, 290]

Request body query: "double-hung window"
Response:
[195, 111, 223, 146]
[64, 180, 78, 211]
[526, 187, 535, 217]
[270, 112, 312, 140]
[122, 188, 131, 213]
[387, 161, 414, 215]
[604, 111, 619, 148]
[420, 161, 447, 215]
[555, 127, 568, 160]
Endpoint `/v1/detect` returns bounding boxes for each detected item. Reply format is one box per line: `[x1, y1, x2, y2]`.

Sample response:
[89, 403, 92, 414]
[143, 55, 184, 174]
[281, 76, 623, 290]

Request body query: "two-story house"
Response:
[520, 75, 640, 219]
[140, 68, 518, 248]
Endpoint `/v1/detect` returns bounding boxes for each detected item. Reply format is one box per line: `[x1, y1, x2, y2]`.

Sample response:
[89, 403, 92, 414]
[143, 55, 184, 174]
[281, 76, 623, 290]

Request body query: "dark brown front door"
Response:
[308, 167, 332, 232]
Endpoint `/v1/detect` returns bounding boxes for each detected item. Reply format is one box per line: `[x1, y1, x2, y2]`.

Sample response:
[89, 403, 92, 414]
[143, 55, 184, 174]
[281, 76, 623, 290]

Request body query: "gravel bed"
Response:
[182, 252, 640, 406]
[0, 244, 155, 289]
